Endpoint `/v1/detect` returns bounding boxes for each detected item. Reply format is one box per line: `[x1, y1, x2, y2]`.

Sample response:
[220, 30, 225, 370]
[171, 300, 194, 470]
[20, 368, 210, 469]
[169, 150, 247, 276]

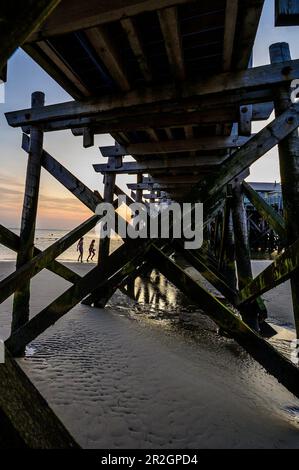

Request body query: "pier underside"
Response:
[1, 0, 299, 448]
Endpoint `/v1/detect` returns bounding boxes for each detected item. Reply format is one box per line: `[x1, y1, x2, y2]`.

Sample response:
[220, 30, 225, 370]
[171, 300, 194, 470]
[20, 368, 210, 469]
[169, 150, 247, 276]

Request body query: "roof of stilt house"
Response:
[22, 0, 268, 201]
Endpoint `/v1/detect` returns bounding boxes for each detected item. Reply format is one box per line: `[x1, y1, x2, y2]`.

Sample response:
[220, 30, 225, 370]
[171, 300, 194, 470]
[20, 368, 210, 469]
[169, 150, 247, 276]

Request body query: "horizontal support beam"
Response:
[242, 181, 286, 240]
[127, 182, 189, 190]
[6, 60, 299, 130]
[27, 0, 197, 42]
[94, 155, 227, 174]
[0, 224, 81, 285]
[100, 136, 253, 157]
[191, 104, 299, 202]
[238, 236, 299, 305]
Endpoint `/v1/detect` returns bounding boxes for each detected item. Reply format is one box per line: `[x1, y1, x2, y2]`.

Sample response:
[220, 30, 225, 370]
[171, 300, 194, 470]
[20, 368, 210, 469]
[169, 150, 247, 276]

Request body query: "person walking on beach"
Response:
[77, 237, 84, 263]
[87, 239, 96, 262]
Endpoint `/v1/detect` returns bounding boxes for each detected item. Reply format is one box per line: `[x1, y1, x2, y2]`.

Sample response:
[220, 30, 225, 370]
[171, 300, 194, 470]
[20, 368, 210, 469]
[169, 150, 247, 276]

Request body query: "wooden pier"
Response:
[1, 0, 299, 448]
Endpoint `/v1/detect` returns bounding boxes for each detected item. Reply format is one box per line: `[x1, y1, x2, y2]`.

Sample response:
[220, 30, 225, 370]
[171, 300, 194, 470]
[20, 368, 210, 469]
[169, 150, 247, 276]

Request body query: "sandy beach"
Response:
[0, 261, 299, 449]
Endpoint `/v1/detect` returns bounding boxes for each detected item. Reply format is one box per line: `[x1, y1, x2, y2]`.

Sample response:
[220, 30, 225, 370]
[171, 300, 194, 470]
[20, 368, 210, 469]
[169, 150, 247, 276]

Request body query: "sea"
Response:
[0, 228, 121, 262]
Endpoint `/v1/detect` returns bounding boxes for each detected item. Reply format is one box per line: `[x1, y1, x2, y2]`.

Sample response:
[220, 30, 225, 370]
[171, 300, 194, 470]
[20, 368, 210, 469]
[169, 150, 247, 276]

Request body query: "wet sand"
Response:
[0, 261, 299, 449]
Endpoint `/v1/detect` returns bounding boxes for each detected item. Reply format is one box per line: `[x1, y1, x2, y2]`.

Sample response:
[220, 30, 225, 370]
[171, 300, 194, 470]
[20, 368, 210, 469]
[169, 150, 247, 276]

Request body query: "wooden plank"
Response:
[0, 224, 81, 285]
[239, 104, 253, 136]
[0, 0, 61, 71]
[234, 0, 265, 70]
[100, 136, 253, 156]
[238, 236, 299, 305]
[93, 155, 227, 174]
[158, 6, 185, 81]
[22, 133, 101, 212]
[85, 27, 130, 92]
[128, 182, 189, 190]
[0, 348, 79, 448]
[242, 181, 286, 241]
[27, 0, 198, 42]
[148, 244, 299, 399]
[36, 41, 91, 97]
[0, 216, 100, 307]
[275, 0, 299, 26]
[190, 105, 299, 203]
[223, 0, 239, 71]
[6, 59, 299, 129]
[12, 93, 44, 339]
[121, 17, 152, 82]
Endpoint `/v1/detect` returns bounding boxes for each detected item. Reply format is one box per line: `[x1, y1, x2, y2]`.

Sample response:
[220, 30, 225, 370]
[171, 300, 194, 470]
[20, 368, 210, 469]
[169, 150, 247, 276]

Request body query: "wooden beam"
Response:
[190, 105, 299, 203]
[148, 244, 299, 399]
[7, 59, 299, 129]
[0, 224, 81, 285]
[238, 236, 299, 305]
[275, 0, 299, 26]
[158, 6, 185, 81]
[234, 0, 265, 70]
[0, 348, 79, 448]
[121, 17, 152, 82]
[93, 155, 226, 174]
[0, 0, 61, 71]
[239, 104, 253, 136]
[27, 0, 198, 42]
[12, 93, 44, 341]
[128, 182, 189, 190]
[22, 133, 101, 212]
[242, 181, 286, 240]
[223, 0, 239, 71]
[100, 135, 253, 156]
[85, 27, 130, 92]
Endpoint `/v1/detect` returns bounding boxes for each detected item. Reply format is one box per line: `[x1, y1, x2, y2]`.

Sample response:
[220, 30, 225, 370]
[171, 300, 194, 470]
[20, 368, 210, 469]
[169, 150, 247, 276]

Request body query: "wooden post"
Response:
[135, 173, 143, 203]
[98, 157, 116, 266]
[231, 181, 261, 330]
[223, 209, 237, 290]
[12, 92, 44, 342]
[270, 42, 299, 339]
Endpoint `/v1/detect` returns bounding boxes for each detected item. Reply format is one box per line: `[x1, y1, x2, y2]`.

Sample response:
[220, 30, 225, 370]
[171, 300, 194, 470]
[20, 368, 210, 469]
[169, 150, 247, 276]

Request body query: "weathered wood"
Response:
[270, 42, 299, 337]
[6, 60, 299, 129]
[12, 93, 44, 339]
[94, 155, 226, 174]
[0, 224, 80, 285]
[148, 244, 299, 399]
[158, 6, 185, 81]
[0, 216, 99, 307]
[223, 0, 238, 71]
[135, 173, 143, 203]
[238, 235, 299, 305]
[0, 347, 79, 448]
[191, 105, 299, 203]
[100, 136, 253, 156]
[275, 0, 299, 26]
[242, 181, 286, 241]
[98, 157, 116, 268]
[22, 133, 101, 212]
[27, 0, 198, 42]
[85, 27, 130, 92]
[239, 105, 252, 136]
[121, 17, 152, 82]
[0, 0, 61, 71]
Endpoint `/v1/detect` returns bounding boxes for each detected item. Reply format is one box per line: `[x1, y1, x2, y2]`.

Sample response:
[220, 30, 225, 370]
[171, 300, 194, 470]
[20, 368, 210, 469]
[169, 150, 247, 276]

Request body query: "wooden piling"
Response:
[270, 42, 299, 338]
[12, 92, 44, 343]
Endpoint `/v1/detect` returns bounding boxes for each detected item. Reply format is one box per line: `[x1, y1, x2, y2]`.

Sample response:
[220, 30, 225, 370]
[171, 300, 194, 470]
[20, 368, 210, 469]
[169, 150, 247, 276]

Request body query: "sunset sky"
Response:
[0, 0, 299, 230]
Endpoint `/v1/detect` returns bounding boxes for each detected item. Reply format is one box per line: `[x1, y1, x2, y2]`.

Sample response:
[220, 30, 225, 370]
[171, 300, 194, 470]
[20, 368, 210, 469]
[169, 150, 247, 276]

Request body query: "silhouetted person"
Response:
[77, 237, 84, 263]
[87, 239, 96, 262]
